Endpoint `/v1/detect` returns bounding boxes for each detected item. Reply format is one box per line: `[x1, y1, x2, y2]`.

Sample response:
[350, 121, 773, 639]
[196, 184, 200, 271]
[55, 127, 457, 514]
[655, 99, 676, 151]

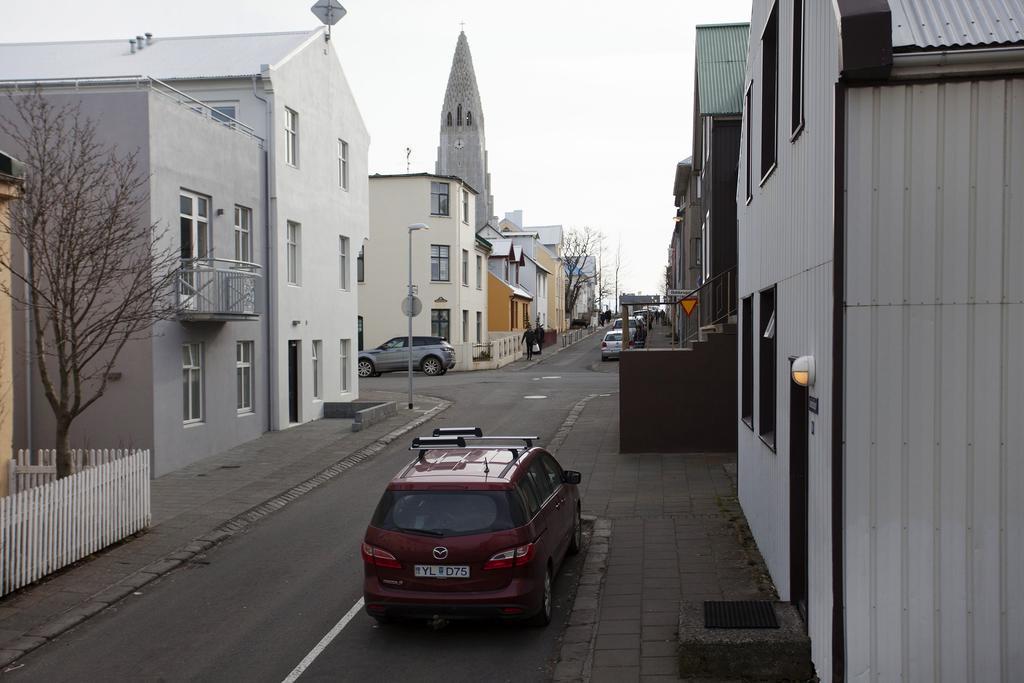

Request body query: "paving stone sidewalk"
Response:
[0, 392, 447, 668]
[551, 394, 776, 683]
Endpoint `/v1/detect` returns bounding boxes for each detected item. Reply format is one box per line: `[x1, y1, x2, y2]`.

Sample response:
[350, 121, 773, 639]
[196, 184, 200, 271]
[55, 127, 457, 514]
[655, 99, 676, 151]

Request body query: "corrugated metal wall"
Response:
[844, 77, 1024, 682]
[736, 1, 838, 678]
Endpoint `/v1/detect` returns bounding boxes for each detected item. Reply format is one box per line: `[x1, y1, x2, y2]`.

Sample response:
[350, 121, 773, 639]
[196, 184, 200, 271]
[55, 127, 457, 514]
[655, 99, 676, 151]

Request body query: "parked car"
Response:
[600, 330, 629, 361]
[362, 429, 583, 626]
[358, 336, 455, 377]
[611, 318, 638, 332]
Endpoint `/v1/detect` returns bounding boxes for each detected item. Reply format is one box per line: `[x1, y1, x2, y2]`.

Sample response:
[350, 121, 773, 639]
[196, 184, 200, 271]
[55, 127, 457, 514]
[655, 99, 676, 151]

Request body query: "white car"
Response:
[601, 330, 626, 361]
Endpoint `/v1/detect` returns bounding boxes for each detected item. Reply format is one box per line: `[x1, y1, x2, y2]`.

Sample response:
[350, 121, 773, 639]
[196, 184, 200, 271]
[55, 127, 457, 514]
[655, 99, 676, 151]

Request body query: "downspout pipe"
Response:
[252, 72, 277, 431]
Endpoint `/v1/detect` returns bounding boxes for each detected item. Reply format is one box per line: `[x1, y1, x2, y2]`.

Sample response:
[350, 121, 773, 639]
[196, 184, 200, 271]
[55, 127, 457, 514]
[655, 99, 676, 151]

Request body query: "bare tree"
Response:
[0, 92, 177, 478]
[563, 226, 600, 321]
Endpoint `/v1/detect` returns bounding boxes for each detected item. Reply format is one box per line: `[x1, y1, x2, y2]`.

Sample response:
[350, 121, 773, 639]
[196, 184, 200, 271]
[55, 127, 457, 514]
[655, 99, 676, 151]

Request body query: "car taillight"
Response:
[601, 342, 607, 348]
[362, 542, 402, 569]
[483, 543, 535, 570]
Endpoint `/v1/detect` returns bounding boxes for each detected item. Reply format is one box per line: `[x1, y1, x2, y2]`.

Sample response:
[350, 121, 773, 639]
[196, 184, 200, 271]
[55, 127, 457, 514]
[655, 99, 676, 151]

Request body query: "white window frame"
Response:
[287, 221, 301, 285]
[234, 205, 253, 263]
[476, 254, 482, 289]
[462, 249, 469, 286]
[340, 339, 351, 392]
[462, 309, 469, 342]
[183, 343, 203, 424]
[339, 139, 349, 190]
[462, 188, 469, 224]
[476, 311, 482, 342]
[339, 235, 350, 290]
[285, 107, 299, 167]
[312, 340, 322, 400]
[236, 341, 254, 414]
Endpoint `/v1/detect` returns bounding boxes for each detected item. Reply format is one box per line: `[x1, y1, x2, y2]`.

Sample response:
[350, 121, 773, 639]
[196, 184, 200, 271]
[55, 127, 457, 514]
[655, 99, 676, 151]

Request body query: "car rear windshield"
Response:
[606, 333, 622, 341]
[371, 490, 526, 537]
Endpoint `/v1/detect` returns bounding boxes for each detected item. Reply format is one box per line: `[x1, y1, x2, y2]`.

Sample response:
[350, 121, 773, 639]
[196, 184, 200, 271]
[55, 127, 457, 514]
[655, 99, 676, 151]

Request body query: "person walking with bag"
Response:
[522, 324, 537, 360]
[535, 322, 546, 355]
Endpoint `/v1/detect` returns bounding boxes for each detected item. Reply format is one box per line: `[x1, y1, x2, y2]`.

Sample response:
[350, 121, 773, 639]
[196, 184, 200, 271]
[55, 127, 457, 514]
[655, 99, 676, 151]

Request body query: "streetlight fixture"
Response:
[407, 223, 429, 410]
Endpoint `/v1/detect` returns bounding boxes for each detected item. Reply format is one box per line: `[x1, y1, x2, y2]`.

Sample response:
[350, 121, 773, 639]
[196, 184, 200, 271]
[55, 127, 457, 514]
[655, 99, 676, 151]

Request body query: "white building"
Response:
[736, 1, 1024, 680]
[361, 173, 489, 366]
[0, 28, 368, 473]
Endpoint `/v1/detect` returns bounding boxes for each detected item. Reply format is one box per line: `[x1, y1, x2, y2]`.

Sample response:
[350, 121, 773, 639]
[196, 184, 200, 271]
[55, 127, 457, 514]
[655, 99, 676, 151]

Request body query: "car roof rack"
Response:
[410, 429, 538, 462]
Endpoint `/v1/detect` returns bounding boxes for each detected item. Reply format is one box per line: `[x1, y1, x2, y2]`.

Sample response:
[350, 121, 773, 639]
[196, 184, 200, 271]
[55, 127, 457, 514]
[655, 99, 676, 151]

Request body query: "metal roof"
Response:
[888, 0, 1024, 50]
[695, 23, 750, 116]
[0, 30, 320, 81]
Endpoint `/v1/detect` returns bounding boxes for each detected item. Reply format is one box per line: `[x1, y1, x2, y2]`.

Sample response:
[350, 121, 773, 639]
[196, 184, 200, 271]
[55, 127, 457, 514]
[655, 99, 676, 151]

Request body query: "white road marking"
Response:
[523, 395, 547, 399]
[541, 376, 561, 379]
[281, 597, 364, 683]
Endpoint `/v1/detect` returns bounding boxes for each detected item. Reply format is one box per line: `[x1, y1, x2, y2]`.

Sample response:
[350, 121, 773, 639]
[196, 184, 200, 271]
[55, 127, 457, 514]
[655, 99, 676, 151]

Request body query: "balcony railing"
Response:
[176, 258, 262, 321]
[681, 266, 736, 345]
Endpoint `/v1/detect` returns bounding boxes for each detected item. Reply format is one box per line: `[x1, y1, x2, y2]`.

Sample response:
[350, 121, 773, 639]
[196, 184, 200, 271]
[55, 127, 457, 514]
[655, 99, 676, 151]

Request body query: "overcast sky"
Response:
[0, 0, 752, 300]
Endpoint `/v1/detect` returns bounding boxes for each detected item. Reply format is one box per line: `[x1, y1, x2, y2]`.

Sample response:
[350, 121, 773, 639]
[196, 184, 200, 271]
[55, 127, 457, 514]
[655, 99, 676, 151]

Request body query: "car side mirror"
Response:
[563, 470, 582, 485]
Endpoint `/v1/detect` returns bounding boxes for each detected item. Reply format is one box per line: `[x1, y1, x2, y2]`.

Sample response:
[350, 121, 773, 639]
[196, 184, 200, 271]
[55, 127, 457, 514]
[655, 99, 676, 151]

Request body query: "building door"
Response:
[789, 369, 809, 624]
[358, 316, 364, 351]
[288, 340, 300, 423]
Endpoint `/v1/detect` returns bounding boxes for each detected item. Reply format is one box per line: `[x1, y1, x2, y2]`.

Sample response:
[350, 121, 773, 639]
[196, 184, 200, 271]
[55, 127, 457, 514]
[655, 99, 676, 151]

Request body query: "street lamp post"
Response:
[407, 223, 428, 410]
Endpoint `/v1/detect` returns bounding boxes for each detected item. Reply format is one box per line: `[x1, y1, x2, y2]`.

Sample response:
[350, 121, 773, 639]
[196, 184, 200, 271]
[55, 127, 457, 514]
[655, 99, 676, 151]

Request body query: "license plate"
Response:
[414, 564, 470, 578]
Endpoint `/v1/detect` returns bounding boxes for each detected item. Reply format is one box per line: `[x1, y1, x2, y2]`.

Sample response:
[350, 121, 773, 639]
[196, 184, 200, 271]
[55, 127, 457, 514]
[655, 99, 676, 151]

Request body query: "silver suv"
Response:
[357, 336, 456, 377]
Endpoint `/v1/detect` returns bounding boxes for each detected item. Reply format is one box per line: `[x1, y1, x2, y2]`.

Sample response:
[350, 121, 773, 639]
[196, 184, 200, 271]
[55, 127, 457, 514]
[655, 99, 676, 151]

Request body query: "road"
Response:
[6, 332, 617, 682]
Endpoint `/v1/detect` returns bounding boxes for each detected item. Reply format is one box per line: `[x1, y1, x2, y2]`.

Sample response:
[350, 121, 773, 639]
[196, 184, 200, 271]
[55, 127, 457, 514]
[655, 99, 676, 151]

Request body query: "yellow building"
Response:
[0, 151, 24, 496]
[487, 273, 533, 332]
[535, 246, 565, 333]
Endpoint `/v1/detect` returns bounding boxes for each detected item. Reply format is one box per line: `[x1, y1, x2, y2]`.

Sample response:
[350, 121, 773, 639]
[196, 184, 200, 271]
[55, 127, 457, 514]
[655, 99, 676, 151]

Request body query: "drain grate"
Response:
[703, 601, 778, 629]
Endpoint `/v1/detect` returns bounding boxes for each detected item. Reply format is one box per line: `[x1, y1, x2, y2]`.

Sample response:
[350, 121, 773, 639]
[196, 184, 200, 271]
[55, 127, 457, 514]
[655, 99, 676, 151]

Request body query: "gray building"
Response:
[736, 1, 1024, 680]
[0, 28, 369, 475]
[436, 31, 494, 230]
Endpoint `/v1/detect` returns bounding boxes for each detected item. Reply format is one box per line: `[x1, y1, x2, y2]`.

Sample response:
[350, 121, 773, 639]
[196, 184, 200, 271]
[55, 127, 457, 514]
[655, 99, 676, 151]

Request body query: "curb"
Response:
[0, 398, 452, 670]
[553, 517, 611, 683]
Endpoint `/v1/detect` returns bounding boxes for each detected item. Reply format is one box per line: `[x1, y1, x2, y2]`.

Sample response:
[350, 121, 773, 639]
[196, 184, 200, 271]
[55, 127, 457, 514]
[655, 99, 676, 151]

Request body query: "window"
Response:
[462, 249, 469, 285]
[210, 104, 237, 126]
[234, 205, 252, 263]
[286, 221, 301, 285]
[462, 189, 470, 224]
[741, 296, 753, 428]
[338, 139, 349, 189]
[179, 191, 210, 262]
[476, 254, 482, 289]
[357, 246, 365, 283]
[447, 111, 453, 126]
[182, 343, 203, 423]
[431, 182, 450, 216]
[237, 341, 254, 414]
[466, 110, 472, 126]
[285, 107, 299, 167]
[339, 235, 350, 290]
[457, 104, 462, 125]
[760, 2, 779, 181]
[340, 339, 351, 392]
[476, 311, 482, 342]
[791, 0, 805, 138]
[312, 340, 322, 400]
[758, 287, 777, 447]
[431, 309, 450, 341]
[526, 461, 555, 503]
[462, 309, 469, 342]
[745, 81, 753, 203]
[431, 245, 450, 281]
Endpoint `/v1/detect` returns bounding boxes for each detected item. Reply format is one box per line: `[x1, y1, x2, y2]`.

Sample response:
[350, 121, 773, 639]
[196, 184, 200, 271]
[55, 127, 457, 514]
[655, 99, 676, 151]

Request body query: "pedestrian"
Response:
[522, 323, 537, 360]
[535, 322, 546, 355]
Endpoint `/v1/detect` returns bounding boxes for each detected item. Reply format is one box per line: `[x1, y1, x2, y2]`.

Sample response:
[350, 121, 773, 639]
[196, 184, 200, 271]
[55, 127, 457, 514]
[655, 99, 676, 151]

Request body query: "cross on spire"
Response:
[459, 21, 466, 32]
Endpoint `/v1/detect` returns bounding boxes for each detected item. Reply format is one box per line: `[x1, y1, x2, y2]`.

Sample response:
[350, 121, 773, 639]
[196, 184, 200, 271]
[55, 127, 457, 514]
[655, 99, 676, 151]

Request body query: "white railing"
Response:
[450, 331, 522, 371]
[177, 258, 261, 320]
[1, 450, 151, 597]
[8, 448, 141, 496]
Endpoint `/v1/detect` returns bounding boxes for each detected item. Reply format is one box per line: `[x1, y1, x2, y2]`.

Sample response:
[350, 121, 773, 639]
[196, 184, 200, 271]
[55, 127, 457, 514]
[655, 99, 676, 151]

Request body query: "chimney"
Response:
[145, 32, 153, 46]
[129, 38, 136, 54]
[136, 35, 145, 50]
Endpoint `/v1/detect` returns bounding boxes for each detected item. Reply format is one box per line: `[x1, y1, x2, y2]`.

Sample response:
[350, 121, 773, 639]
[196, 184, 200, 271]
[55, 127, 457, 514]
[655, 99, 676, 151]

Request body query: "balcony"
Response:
[176, 258, 262, 322]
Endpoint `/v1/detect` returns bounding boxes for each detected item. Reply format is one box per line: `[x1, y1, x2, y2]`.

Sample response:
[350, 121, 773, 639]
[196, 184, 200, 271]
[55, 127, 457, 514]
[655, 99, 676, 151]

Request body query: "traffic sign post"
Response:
[680, 297, 698, 317]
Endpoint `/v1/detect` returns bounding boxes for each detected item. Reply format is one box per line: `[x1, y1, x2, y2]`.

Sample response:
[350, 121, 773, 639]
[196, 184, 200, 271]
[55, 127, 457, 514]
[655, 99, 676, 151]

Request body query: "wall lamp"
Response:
[791, 355, 815, 387]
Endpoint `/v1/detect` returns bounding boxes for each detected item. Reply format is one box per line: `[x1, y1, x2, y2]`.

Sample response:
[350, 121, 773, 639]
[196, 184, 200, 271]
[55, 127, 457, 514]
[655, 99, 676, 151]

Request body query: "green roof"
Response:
[695, 23, 749, 116]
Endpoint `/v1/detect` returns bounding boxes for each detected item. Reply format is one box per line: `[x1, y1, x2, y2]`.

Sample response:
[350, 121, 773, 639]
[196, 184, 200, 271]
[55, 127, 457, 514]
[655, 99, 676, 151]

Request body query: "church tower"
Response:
[436, 31, 494, 229]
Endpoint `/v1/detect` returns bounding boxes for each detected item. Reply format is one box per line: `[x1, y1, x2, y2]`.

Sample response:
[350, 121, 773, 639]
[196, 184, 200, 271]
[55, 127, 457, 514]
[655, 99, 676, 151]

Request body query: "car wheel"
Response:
[526, 565, 553, 627]
[357, 359, 375, 378]
[420, 356, 443, 376]
[568, 505, 582, 555]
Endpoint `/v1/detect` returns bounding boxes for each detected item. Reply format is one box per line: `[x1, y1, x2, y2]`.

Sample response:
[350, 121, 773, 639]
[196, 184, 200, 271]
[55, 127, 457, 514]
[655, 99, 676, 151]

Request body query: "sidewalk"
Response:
[550, 393, 776, 682]
[511, 325, 606, 370]
[0, 391, 448, 668]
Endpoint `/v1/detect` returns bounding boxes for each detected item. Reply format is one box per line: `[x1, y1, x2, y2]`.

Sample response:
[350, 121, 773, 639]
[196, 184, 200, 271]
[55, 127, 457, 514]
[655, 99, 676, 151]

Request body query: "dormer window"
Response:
[466, 111, 473, 126]
[447, 112, 453, 126]
[457, 104, 462, 126]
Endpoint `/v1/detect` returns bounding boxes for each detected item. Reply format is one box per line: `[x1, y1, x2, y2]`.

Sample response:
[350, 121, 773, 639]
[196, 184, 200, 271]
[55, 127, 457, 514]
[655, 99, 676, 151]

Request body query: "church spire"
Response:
[436, 30, 493, 229]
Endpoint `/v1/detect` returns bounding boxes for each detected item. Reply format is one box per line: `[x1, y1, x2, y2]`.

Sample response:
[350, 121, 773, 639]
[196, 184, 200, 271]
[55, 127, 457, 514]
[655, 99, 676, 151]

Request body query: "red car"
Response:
[362, 428, 583, 626]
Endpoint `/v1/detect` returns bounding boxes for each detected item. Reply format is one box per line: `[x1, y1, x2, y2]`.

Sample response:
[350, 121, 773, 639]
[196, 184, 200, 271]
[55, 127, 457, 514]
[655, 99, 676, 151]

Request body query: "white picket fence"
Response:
[7, 448, 138, 496]
[0, 450, 151, 597]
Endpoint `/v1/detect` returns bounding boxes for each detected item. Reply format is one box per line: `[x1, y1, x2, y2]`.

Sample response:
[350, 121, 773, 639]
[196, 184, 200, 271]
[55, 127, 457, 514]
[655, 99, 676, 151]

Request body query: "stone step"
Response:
[677, 601, 814, 682]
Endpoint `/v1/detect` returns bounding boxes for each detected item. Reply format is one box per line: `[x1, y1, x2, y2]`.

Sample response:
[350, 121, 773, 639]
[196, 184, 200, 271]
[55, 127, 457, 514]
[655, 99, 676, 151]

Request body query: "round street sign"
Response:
[401, 295, 422, 317]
